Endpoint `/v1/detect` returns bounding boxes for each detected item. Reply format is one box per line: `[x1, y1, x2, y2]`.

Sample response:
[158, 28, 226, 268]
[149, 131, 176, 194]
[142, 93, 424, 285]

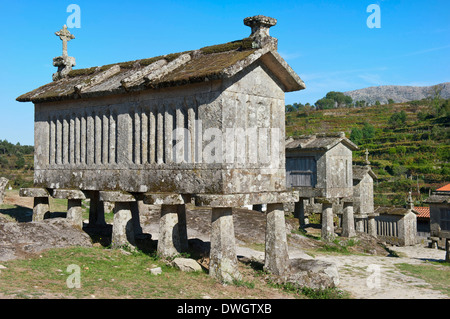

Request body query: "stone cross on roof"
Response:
[52, 25, 76, 81]
[365, 149, 370, 165]
[55, 25, 75, 57]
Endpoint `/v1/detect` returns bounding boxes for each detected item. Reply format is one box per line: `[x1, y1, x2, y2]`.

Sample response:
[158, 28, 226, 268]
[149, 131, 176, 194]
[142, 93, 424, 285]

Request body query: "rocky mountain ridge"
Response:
[344, 82, 450, 105]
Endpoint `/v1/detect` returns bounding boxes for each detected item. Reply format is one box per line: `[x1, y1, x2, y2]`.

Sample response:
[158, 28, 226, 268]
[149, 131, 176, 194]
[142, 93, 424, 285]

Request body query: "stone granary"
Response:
[285, 132, 358, 240]
[16, 16, 305, 282]
[424, 183, 450, 261]
[352, 156, 378, 237]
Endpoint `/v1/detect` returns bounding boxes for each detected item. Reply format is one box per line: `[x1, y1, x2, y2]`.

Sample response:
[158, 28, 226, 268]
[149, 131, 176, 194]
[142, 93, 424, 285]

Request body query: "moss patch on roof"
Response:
[200, 38, 254, 54]
[17, 37, 263, 102]
[159, 49, 256, 85]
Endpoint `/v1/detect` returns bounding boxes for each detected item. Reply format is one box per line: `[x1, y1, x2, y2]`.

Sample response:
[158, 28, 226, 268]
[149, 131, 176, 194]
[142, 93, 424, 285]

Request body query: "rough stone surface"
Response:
[264, 203, 289, 275]
[157, 205, 181, 257]
[275, 258, 340, 290]
[209, 208, 241, 283]
[341, 202, 356, 238]
[111, 202, 135, 248]
[0, 218, 92, 262]
[0, 177, 8, 205]
[67, 199, 83, 228]
[321, 203, 335, 241]
[171, 257, 202, 272]
[32, 197, 50, 222]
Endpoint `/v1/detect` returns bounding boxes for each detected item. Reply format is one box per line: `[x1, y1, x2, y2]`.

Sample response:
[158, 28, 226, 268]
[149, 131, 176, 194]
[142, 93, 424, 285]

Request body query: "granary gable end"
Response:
[16, 15, 305, 196]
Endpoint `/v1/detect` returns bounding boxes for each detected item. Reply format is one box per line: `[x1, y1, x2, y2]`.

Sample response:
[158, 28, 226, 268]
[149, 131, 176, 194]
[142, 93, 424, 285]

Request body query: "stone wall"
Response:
[353, 173, 374, 215]
[33, 61, 286, 194]
[322, 143, 353, 199]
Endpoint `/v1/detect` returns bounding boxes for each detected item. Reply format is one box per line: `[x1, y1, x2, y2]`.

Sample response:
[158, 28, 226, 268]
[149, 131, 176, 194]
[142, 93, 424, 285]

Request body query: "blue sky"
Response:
[0, 0, 449, 146]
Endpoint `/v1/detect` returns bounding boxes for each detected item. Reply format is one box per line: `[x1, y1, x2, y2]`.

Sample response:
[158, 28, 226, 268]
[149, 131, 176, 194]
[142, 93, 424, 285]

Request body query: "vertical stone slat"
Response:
[69, 116, 75, 164]
[156, 105, 164, 164]
[109, 112, 116, 164]
[149, 106, 156, 164]
[95, 112, 102, 164]
[141, 108, 148, 164]
[164, 104, 173, 164]
[80, 113, 87, 164]
[102, 113, 109, 165]
[49, 117, 56, 165]
[134, 109, 141, 165]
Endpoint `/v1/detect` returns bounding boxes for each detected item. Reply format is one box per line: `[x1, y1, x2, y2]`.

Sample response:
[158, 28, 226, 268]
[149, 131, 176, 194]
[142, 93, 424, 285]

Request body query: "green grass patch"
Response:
[395, 262, 450, 297]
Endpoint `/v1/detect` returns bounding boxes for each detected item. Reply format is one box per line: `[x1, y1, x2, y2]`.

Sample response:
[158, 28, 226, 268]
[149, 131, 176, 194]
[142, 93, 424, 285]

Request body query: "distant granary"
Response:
[424, 183, 450, 261]
[373, 193, 418, 247]
[352, 155, 378, 237]
[16, 16, 305, 281]
[285, 132, 358, 240]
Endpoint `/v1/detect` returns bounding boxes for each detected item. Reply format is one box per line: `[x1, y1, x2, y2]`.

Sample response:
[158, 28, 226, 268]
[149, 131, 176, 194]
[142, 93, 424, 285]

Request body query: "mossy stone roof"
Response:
[17, 38, 304, 103]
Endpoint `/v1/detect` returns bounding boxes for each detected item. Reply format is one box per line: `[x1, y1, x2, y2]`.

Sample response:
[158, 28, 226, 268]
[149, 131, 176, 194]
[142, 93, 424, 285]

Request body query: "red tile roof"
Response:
[437, 183, 450, 192]
[415, 206, 430, 219]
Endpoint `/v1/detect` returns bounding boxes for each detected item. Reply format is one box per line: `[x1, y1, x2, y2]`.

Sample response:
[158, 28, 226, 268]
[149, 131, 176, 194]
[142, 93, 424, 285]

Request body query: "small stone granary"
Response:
[16, 16, 305, 282]
[353, 156, 378, 237]
[424, 184, 450, 261]
[285, 132, 358, 239]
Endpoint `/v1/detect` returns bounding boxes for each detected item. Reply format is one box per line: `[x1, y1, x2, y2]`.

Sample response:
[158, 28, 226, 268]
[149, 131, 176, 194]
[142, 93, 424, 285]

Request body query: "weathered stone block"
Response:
[0, 177, 8, 205]
[264, 203, 289, 275]
[171, 257, 202, 272]
[209, 207, 241, 283]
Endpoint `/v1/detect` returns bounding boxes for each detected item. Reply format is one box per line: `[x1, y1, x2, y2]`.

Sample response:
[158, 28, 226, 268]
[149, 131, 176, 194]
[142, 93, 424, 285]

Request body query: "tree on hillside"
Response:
[388, 110, 407, 127]
[315, 91, 353, 109]
[326, 91, 353, 108]
[315, 97, 335, 110]
[362, 122, 376, 139]
[350, 127, 363, 145]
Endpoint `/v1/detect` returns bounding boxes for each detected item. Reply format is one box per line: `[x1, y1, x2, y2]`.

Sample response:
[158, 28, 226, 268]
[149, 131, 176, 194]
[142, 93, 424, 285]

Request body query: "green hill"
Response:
[0, 140, 34, 188]
[285, 99, 450, 206]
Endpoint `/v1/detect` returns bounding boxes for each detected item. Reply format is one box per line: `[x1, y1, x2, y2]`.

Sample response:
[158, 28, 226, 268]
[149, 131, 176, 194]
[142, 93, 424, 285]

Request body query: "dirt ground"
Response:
[1, 190, 448, 299]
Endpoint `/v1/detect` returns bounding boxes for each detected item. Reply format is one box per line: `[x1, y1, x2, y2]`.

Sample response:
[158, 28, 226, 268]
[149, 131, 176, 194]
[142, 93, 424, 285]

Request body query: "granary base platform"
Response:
[20, 187, 299, 282]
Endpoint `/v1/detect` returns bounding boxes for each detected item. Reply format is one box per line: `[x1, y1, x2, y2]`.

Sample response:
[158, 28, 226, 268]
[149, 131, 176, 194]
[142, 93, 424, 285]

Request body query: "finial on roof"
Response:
[52, 25, 76, 81]
[243, 15, 278, 49]
[365, 149, 371, 166]
[407, 191, 414, 210]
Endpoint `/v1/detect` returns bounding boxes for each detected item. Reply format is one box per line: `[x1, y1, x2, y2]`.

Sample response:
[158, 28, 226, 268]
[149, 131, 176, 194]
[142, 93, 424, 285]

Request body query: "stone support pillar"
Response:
[342, 201, 356, 238]
[67, 199, 83, 228]
[264, 203, 289, 275]
[321, 202, 335, 241]
[33, 197, 50, 222]
[294, 198, 307, 227]
[158, 204, 182, 258]
[99, 191, 136, 249]
[355, 217, 365, 233]
[19, 188, 50, 222]
[112, 202, 135, 248]
[53, 189, 86, 228]
[368, 214, 378, 237]
[143, 193, 189, 258]
[209, 207, 241, 283]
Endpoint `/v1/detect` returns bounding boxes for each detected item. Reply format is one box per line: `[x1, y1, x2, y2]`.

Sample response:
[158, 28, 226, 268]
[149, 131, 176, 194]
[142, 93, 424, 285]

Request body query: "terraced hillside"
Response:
[286, 100, 450, 206]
